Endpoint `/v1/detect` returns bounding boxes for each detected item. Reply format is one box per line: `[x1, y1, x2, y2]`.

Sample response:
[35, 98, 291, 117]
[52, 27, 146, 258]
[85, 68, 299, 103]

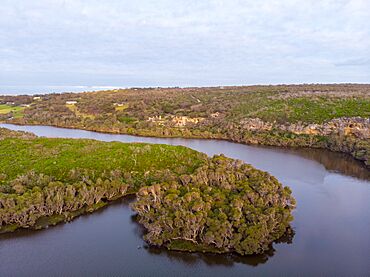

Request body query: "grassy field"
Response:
[0, 137, 206, 185]
[0, 104, 24, 118]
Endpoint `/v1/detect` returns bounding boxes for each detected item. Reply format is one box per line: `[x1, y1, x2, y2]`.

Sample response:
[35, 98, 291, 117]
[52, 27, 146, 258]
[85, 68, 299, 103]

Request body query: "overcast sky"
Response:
[0, 0, 369, 92]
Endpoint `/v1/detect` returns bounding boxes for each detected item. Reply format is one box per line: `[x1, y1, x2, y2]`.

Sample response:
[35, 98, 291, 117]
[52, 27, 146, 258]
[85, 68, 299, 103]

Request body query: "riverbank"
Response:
[2, 123, 369, 180]
[1, 85, 369, 167]
[3, 120, 369, 168]
[1, 124, 369, 276]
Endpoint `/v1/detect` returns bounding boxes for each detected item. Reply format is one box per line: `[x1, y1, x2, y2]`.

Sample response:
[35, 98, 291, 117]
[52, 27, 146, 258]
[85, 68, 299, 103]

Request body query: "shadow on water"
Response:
[144, 230, 295, 268]
[269, 146, 369, 180]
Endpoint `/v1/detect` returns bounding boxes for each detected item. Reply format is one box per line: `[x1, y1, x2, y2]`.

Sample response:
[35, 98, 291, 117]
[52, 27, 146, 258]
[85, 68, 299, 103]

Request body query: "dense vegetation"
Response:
[0, 128, 295, 255]
[132, 155, 295, 255]
[0, 129, 206, 232]
[1, 84, 368, 167]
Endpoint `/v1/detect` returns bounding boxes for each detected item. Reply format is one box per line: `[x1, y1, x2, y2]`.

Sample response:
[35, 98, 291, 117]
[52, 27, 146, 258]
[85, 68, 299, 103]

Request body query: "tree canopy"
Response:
[133, 155, 295, 255]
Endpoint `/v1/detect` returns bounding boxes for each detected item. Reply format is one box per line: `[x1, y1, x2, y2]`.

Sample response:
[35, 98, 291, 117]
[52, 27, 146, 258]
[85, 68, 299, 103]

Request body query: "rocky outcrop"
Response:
[235, 117, 369, 168]
[240, 117, 369, 139]
[240, 118, 274, 131]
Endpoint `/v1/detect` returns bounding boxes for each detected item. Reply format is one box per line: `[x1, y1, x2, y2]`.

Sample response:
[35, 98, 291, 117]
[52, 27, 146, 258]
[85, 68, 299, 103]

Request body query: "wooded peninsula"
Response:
[0, 127, 295, 255]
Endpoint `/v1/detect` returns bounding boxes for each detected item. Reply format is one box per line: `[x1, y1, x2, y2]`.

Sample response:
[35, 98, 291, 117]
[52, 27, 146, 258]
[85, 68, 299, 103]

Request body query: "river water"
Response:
[0, 124, 369, 276]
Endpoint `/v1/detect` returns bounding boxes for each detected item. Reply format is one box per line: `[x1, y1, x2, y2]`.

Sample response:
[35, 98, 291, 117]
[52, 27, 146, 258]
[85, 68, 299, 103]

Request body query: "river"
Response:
[0, 124, 369, 276]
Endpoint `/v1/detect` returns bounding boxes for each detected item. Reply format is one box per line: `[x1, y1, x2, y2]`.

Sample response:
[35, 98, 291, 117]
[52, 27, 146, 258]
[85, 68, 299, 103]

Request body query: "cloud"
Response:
[0, 0, 369, 89]
[335, 58, 370, 67]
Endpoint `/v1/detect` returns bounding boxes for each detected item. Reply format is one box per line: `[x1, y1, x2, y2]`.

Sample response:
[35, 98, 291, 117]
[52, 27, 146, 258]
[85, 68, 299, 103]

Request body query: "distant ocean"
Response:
[0, 86, 125, 95]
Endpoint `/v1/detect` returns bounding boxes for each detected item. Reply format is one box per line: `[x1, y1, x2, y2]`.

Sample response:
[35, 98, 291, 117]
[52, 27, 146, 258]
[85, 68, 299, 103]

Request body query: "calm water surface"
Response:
[0, 124, 369, 276]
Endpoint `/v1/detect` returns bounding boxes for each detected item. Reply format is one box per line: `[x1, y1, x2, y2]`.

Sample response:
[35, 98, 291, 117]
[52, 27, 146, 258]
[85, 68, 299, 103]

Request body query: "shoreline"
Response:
[0, 191, 293, 259]
[0, 192, 137, 235]
[2, 120, 368, 168]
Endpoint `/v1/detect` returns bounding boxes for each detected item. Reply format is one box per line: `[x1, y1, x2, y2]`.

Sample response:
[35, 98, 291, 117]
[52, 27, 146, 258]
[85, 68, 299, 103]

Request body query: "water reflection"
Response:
[0, 196, 133, 240]
[278, 147, 369, 180]
[145, 228, 295, 267]
[0, 192, 293, 267]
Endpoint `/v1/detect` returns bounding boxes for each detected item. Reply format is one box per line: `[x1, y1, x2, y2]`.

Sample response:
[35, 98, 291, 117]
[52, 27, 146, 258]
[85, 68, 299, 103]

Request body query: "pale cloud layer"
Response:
[0, 0, 369, 91]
